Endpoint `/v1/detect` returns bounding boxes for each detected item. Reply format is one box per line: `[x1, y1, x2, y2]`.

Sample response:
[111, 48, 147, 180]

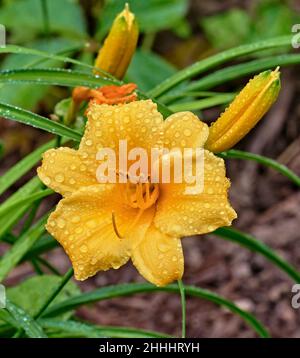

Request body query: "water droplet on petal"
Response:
[75, 227, 83, 234]
[158, 243, 170, 253]
[44, 177, 51, 185]
[57, 218, 66, 229]
[80, 245, 88, 253]
[184, 129, 192, 137]
[55, 173, 65, 183]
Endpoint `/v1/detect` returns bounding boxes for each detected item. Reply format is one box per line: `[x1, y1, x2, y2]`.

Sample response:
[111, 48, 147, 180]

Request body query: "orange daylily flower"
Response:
[38, 100, 237, 286]
[72, 83, 137, 106]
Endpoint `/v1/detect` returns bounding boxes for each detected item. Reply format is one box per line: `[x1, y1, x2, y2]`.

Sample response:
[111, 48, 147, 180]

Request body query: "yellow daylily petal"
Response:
[164, 111, 209, 149]
[81, 100, 164, 165]
[131, 225, 184, 286]
[154, 150, 237, 237]
[206, 69, 280, 152]
[37, 147, 98, 197]
[47, 184, 154, 280]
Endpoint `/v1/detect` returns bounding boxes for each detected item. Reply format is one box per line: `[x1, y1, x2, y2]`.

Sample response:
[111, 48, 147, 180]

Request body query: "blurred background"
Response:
[0, 0, 300, 337]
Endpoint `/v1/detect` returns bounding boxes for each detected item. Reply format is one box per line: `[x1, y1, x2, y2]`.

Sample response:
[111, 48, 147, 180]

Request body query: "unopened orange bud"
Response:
[94, 3, 139, 79]
[205, 68, 281, 153]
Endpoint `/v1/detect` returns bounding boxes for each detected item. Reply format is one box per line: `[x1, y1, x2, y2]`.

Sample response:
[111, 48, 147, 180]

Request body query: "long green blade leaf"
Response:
[149, 35, 292, 98]
[22, 235, 58, 262]
[169, 93, 235, 111]
[0, 177, 42, 239]
[0, 189, 53, 217]
[186, 53, 300, 93]
[0, 44, 114, 77]
[40, 319, 170, 338]
[214, 227, 300, 283]
[4, 300, 47, 338]
[0, 102, 82, 141]
[0, 215, 47, 281]
[0, 68, 116, 88]
[44, 283, 269, 338]
[0, 69, 173, 118]
[219, 150, 300, 187]
[0, 140, 55, 196]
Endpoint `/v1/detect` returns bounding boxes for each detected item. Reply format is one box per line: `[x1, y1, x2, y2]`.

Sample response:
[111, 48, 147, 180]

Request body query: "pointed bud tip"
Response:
[271, 66, 280, 80]
[118, 2, 135, 28]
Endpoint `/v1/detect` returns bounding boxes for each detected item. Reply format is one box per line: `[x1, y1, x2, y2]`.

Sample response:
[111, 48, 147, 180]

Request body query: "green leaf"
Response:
[22, 235, 58, 262]
[4, 300, 47, 338]
[0, 40, 88, 109]
[0, 102, 82, 141]
[6, 275, 80, 319]
[201, 9, 252, 50]
[169, 93, 235, 112]
[218, 149, 300, 187]
[171, 18, 192, 39]
[251, 0, 295, 42]
[214, 227, 300, 283]
[148, 35, 293, 98]
[44, 283, 269, 338]
[40, 319, 170, 338]
[0, 0, 87, 42]
[0, 68, 117, 88]
[0, 44, 96, 72]
[185, 54, 300, 93]
[0, 177, 42, 240]
[0, 68, 173, 118]
[126, 50, 176, 91]
[0, 189, 53, 218]
[0, 215, 47, 281]
[54, 98, 72, 120]
[0, 140, 55, 196]
[97, 0, 188, 38]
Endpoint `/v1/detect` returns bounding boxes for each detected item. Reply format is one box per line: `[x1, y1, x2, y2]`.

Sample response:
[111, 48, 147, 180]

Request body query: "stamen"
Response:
[112, 173, 160, 239]
[112, 209, 144, 240]
[112, 211, 124, 239]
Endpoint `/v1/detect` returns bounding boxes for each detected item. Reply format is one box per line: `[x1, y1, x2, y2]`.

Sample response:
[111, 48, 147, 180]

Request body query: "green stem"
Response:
[142, 33, 156, 51]
[31, 259, 44, 275]
[36, 257, 61, 276]
[178, 280, 186, 338]
[34, 268, 74, 319]
[41, 0, 50, 37]
[218, 149, 300, 187]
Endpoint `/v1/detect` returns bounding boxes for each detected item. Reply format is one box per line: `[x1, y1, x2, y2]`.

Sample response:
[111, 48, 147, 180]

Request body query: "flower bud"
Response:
[205, 68, 281, 153]
[94, 3, 139, 79]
